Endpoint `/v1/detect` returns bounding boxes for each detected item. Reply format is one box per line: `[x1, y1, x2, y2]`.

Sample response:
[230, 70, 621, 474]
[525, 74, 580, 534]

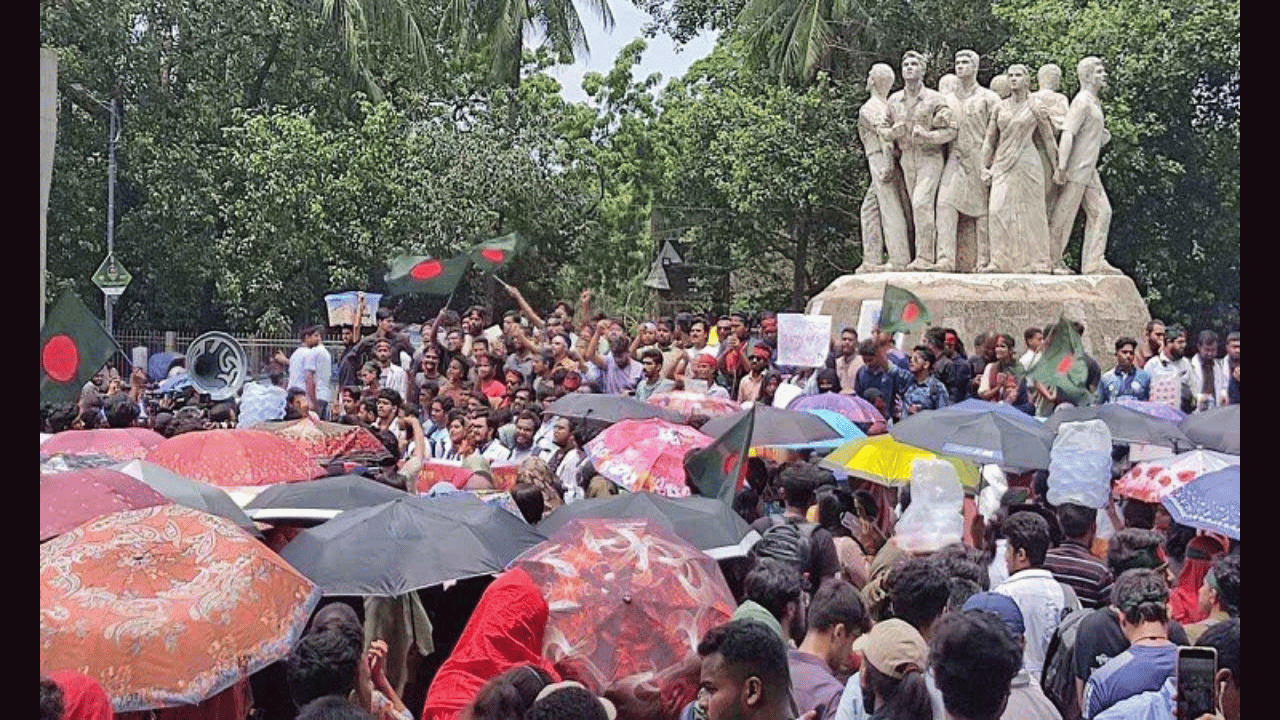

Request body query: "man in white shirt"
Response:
[1186, 330, 1229, 412]
[288, 325, 333, 419]
[1020, 326, 1044, 371]
[994, 511, 1081, 684]
[373, 338, 409, 400]
[1144, 326, 1193, 410]
[538, 416, 584, 503]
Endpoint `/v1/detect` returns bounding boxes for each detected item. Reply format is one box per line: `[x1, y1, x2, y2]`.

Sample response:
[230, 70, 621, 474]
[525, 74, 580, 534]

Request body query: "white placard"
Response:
[856, 300, 882, 341]
[777, 314, 832, 368]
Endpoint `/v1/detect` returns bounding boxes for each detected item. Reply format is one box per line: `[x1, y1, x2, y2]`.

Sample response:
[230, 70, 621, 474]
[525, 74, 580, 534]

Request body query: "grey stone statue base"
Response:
[808, 271, 1150, 358]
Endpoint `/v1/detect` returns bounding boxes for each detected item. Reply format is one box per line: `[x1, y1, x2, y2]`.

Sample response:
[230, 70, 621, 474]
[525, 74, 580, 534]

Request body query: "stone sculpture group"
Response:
[857, 50, 1122, 276]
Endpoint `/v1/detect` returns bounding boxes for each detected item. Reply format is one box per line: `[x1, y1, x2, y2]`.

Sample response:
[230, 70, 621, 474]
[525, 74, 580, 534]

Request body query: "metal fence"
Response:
[109, 329, 349, 380]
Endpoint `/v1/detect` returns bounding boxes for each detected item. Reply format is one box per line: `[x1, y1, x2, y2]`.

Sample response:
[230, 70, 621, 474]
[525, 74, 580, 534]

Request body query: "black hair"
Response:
[863, 657, 932, 720]
[1025, 326, 1044, 342]
[1106, 528, 1166, 575]
[947, 577, 983, 612]
[780, 465, 817, 508]
[286, 622, 363, 707]
[911, 345, 936, 367]
[376, 307, 394, 321]
[733, 485, 761, 525]
[808, 578, 871, 634]
[105, 391, 140, 428]
[377, 388, 403, 408]
[1114, 336, 1138, 352]
[523, 685, 609, 720]
[887, 557, 950, 632]
[1122, 499, 1157, 529]
[930, 610, 1023, 720]
[40, 676, 64, 720]
[857, 339, 878, 357]
[1198, 618, 1240, 687]
[1112, 568, 1170, 625]
[1162, 522, 1197, 564]
[1056, 503, 1096, 540]
[697, 619, 791, 698]
[639, 347, 664, 365]
[46, 402, 80, 432]
[511, 483, 546, 525]
[743, 557, 803, 622]
[1002, 511, 1051, 567]
[1209, 553, 1240, 616]
[816, 367, 840, 389]
[816, 490, 849, 537]
[296, 696, 374, 719]
[467, 664, 553, 720]
[1197, 329, 1219, 347]
[933, 543, 989, 591]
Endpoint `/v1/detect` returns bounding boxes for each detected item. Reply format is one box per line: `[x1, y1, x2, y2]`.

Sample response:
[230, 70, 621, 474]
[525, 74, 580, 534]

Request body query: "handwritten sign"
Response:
[777, 314, 832, 368]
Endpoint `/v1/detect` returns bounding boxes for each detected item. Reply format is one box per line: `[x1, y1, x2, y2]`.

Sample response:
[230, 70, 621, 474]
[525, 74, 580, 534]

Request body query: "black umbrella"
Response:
[1045, 404, 1194, 449]
[537, 493, 760, 559]
[1179, 404, 1240, 455]
[891, 406, 1055, 471]
[113, 459, 262, 537]
[542, 393, 682, 426]
[699, 406, 842, 447]
[244, 474, 407, 523]
[279, 494, 546, 596]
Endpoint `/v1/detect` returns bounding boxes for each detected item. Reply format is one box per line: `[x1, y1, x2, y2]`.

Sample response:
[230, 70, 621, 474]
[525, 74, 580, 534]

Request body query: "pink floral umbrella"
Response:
[42, 428, 166, 461]
[1115, 449, 1240, 503]
[584, 419, 713, 497]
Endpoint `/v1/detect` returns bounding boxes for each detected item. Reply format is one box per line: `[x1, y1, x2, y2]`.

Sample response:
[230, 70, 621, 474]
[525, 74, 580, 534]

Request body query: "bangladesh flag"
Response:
[878, 284, 931, 335]
[468, 232, 523, 272]
[40, 292, 121, 405]
[684, 405, 756, 504]
[384, 254, 472, 296]
[1026, 317, 1090, 399]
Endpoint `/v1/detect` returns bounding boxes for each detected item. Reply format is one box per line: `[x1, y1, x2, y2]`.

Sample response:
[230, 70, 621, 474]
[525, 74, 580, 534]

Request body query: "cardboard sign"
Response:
[325, 292, 382, 328]
[777, 314, 832, 368]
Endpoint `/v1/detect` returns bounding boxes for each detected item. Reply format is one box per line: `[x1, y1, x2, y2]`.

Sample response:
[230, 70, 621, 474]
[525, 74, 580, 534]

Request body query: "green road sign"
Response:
[92, 253, 132, 296]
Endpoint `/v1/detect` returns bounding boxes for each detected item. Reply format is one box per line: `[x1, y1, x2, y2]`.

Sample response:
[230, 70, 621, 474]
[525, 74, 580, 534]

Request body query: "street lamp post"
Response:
[72, 84, 121, 335]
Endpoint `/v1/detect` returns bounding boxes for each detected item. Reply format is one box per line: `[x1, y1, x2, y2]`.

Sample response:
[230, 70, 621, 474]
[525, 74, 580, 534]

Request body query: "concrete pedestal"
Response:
[807, 272, 1151, 358]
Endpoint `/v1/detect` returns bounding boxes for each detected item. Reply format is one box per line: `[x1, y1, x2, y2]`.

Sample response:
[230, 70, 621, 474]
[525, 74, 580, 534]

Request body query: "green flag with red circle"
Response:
[684, 404, 756, 504]
[878, 284, 931, 335]
[468, 232, 523, 272]
[40, 292, 122, 405]
[384, 254, 472, 296]
[1026, 317, 1090, 398]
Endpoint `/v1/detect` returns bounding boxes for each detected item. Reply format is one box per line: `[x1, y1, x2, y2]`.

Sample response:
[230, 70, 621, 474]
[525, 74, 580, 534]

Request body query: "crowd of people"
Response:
[40, 289, 1241, 720]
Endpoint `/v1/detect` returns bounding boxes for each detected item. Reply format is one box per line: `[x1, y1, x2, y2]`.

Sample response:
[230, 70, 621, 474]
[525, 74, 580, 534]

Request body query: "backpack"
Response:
[1040, 606, 1092, 720]
[750, 515, 818, 578]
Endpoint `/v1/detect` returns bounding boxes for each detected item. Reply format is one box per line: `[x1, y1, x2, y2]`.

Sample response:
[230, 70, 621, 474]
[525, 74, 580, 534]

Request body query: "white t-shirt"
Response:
[380, 363, 409, 400]
[288, 345, 333, 403]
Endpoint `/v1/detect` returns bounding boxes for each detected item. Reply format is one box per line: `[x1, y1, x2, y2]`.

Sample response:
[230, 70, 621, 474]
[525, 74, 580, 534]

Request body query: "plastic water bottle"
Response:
[1046, 420, 1112, 509]
[896, 459, 964, 553]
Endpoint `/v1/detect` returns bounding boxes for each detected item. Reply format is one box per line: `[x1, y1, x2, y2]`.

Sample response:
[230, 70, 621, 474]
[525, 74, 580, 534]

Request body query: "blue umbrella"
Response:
[767, 408, 867, 450]
[1161, 466, 1240, 540]
[158, 372, 192, 394]
[147, 351, 185, 383]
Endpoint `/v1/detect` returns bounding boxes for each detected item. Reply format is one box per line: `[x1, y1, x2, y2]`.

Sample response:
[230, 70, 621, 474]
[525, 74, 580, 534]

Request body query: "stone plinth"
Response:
[807, 272, 1150, 358]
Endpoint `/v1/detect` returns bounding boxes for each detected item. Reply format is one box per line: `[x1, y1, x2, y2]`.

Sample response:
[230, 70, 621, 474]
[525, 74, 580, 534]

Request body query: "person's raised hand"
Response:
[365, 639, 388, 682]
[580, 289, 593, 304]
[131, 367, 147, 386]
[505, 284, 520, 299]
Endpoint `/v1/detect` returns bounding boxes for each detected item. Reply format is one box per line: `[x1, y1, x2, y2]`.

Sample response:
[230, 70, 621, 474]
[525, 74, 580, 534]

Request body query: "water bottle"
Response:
[896, 459, 964, 553]
[1046, 420, 1112, 509]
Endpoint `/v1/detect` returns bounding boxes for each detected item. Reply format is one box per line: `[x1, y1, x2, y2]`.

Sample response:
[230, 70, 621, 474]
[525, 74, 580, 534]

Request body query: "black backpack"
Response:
[1040, 606, 1092, 720]
[751, 515, 818, 577]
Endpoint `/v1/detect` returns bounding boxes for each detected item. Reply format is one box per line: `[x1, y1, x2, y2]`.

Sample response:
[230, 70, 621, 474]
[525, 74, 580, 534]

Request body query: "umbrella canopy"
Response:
[112, 459, 261, 536]
[42, 428, 166, 461]
[145, 429, 326, 487]
[244, 474, 408, 523]
[41, 451, 119, 475]
[510, 518, 737, 694]
[536, 493, 760, 559]
[257, 418, 392, 466]
[583, 419, 712, 497]
[950, 398, 1047, 428]
[789, 392, 886, 426]
[280, 494, 546, 595]
[40, 469, 171, 542]
[146, 351, 185, 383]
[819, 435, 981, 490]
[1162, 466, 1240, 540]
[1114, 450, 1241, 503]
[1045, 404, 1194, 449]
[700, 405, 842, 447]
[645, 391, 742, 420]
[1113, 396, 1187, 423]
[1179, 404, 1240, 455]
[891, 406, 1055, 470]
[40, 505, 320, 712]
[542, 393, 682, 426]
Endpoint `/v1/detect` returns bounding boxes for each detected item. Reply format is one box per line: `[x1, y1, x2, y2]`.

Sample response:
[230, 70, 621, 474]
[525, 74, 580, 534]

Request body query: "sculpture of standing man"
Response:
[856, 63, 912, 273]
[1031, 64, 1070, 213]
[936, 50, 1001, 273]
[888, 51, 955, 271]
[1049, 57, 1121, 275]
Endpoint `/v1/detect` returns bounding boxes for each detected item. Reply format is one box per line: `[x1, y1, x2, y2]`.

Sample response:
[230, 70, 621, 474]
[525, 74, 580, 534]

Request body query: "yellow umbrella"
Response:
[818, 435, 980, 490]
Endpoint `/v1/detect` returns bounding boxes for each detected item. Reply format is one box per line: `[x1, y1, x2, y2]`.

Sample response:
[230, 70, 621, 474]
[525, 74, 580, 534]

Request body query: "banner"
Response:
[324, 292, 381, 328]
[776, 314, 832, 368]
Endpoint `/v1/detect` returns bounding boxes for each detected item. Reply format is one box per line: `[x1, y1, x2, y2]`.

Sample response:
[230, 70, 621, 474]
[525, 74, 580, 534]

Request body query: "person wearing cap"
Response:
[696, 620, 797, 720]
[789, 579, 871, 720]
[739, 342, 775, 403]
[854, 619, 933, 720]
[928, 609, 1025, 720]
[961, 593, 1062, 719]
[687, 351, 732, 398]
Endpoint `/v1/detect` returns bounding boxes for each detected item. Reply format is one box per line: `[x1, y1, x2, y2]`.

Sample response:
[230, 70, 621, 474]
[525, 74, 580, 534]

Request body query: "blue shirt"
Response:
[1097, 366, 1152, 403]
[902, 375, 951, 414]
[854, 363, 914, 421]
[1084, 643, 1177, 718]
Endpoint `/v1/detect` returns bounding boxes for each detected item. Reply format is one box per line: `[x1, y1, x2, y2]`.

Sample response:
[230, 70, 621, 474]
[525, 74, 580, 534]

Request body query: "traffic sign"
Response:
[92, 253, 132, 295]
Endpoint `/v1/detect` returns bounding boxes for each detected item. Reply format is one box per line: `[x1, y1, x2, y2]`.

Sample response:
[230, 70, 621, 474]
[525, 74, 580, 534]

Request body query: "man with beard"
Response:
[697, 621, 799, 720]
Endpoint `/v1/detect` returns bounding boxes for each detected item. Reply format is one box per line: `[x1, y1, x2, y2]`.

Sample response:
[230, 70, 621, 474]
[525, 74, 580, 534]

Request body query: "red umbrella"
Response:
[40, 469, 171, 541]
[257, 418, 392, 466]
[645, 391, 741, 420]
[145, 429, 325, 487]
[42, 428, 166, 461]
[583, 419, 712, 497]
[510, 518, 736, 695]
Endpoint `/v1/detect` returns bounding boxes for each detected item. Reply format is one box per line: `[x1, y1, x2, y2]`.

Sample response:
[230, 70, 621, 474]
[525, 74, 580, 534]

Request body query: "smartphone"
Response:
[1176, 646, 1217, 720]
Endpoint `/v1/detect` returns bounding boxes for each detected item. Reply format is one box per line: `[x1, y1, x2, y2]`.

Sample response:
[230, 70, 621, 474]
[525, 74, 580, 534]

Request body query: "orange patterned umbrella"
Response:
[646, 391, 741, 420]
[257, 418, 392, 466]
[43, 428, 166, 461]
[510, 518, 736, 695]
[145, 429, 325, 487]
[39, 505, 321, 712]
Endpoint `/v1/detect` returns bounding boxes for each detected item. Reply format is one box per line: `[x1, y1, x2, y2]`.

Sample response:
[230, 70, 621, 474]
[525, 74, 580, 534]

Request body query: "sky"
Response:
[542, 2, 720, 105]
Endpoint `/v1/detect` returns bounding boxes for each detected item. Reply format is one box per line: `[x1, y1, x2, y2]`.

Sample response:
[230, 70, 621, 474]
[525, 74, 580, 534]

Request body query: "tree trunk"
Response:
[791, 215, 808, 311]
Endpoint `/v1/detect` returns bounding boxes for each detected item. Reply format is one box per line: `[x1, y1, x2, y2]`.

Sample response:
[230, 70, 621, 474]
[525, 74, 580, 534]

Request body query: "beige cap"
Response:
[859, 619, 928, 679]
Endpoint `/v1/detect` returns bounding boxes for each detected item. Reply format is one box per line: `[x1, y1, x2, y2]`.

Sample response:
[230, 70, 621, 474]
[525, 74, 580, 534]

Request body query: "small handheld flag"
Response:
[41, 292, 122, 404]
[468, 232, 523, 273]
[1026, 317, 1091, 401]
[878, 284, 931, 335]
[684, 405, 756, 504]
[384, 255, 472, 296]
